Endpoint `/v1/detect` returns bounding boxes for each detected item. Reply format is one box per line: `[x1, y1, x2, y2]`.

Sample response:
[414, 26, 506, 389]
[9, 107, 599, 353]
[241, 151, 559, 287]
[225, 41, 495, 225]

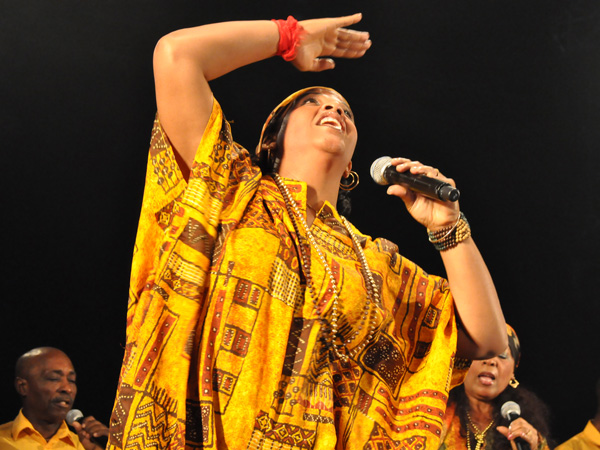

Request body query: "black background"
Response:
[2, 0, 599, 445]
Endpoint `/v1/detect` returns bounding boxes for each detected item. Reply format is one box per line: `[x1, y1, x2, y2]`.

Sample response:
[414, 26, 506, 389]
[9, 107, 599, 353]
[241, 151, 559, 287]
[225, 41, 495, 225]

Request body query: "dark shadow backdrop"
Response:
[2, 0, 599, 444]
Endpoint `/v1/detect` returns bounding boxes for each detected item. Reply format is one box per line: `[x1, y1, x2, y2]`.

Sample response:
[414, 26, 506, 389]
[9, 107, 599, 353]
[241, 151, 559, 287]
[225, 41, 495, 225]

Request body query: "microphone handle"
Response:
[91, 435, 108, 448]
[513, 435, 527, 450]
[506, 412, 527, 450]
[69, 413, 108, 448]
[383, 166, 460, 202]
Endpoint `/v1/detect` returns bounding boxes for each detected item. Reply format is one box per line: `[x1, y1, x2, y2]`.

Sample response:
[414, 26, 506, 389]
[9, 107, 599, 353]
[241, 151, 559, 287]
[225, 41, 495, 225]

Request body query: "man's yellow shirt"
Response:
[0, 410, 85, 450]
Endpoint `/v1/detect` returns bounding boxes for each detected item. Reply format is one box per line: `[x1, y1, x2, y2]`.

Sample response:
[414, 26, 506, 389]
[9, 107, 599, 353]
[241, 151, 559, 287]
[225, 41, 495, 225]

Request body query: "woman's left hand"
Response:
[385, 157, 460, 230]
[293, 13, 372, 72]
[497, 418, 541, 450]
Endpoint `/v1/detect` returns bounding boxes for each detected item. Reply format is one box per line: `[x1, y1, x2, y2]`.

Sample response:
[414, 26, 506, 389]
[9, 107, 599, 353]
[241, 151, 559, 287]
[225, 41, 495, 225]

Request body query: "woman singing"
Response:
[108, 13, 507, 450]
[440, 325, 553, 450]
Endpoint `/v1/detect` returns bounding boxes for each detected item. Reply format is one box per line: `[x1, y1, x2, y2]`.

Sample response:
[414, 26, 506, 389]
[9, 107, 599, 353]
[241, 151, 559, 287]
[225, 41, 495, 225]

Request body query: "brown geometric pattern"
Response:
[282, 317, 313, 377]
[117, 384, 183, 450]
[312, 220, 356, 260]
[232, 279, 264, 311]
[413, 340, 432, 360]
[365, 423, 427, 450]
[213, 367, 237, 397]
[179, 217, 215, 258]
[265, 258, 303, 309]
[251, 411, 316, 449]
[108, 383, 134, 448]
[221, 324, 251, 357]
[149, 119, 183, 196]
[302, 413, 334, 425]
[375, 387, 448, 411]
[332, 364, 361, 407]
[160, 252, 207, 302]
[185, 400, 211, 447]
[361, 334, 406, 391]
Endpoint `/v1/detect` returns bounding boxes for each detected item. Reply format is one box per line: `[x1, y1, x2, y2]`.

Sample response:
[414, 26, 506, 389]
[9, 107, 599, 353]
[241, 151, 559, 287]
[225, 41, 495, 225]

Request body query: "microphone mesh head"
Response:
[500, 401, 521, 419]
[370, 156, 392, 185]
[66, 409, 84, 425]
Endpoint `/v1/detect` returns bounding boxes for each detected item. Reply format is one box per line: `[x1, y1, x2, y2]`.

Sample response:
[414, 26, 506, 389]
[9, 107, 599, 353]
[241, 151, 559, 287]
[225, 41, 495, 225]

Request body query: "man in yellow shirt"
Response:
[0, 347, 108, 450]
[556, 377, 600, 450]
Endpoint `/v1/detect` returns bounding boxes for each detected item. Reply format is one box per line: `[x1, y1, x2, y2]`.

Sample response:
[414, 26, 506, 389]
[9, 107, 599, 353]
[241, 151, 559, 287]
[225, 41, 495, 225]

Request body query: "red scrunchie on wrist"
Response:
[271, 16, 305, 61]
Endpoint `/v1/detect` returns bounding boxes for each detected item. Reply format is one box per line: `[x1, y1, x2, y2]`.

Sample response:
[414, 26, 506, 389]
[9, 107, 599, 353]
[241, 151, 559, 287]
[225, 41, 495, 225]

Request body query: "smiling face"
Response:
[464, 347, 516, 402]
[282, 89, 358, 165]
[16, 348, 77, 428]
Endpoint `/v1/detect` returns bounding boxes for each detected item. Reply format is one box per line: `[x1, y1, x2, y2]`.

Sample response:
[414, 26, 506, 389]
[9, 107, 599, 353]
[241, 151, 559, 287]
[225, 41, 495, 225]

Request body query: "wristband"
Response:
[271, 16, 305, 61]
[427, 212, 471, 251]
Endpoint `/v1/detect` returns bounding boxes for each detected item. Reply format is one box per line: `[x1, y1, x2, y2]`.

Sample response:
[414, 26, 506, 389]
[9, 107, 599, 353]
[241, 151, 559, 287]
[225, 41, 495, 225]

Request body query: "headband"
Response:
[255, 86, 349, 158]
[507, 324, 521, 368]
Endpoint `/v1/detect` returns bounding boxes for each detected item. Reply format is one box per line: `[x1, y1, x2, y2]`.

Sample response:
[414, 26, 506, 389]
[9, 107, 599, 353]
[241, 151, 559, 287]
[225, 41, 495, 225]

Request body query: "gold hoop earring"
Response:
[340, 171, 359, 191]
[509, 377, 519, 389]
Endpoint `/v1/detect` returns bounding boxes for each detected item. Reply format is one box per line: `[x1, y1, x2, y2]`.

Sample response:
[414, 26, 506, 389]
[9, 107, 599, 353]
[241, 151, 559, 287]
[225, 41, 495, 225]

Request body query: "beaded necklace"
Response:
[466, 411, 495, 450]
[273, 173, 380, 361]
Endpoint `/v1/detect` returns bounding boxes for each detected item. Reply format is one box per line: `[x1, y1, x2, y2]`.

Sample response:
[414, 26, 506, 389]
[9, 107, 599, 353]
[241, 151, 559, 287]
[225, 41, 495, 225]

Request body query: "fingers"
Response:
[293, 15, 370, 72]
[334, 12, 364, 28]
[389, 157, 449, 181]
[386, 183, 415, 201]
[311, 58, 335, 72]
[336, 28, 370, 44]
[335, 29, 371, 46]
[79, 416, 109, 438]
[496, 425, 509, 438]
[86, 422, 109, 437]
[507, 419, 539, 449]
[329, 36, 372, 58]
[326, 28, 371, 57]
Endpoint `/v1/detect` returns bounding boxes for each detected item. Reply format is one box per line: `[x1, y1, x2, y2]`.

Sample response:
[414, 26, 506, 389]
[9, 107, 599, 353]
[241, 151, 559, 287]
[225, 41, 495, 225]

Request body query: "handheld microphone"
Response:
[66, 409, 108, 448]
[370, 156, 460, 202]
[501, 401, 526, 450]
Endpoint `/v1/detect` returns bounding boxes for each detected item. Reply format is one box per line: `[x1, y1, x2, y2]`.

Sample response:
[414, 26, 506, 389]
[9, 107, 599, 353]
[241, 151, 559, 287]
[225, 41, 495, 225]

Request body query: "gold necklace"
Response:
[466, 412, 495, 450]
[273, 174, 381, 361]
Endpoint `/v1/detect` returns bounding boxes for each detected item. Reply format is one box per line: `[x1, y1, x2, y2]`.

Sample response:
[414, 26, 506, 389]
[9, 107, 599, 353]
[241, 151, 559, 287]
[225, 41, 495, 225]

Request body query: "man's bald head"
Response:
[15, 347, 71, 380]
[14, 347, 77, 429]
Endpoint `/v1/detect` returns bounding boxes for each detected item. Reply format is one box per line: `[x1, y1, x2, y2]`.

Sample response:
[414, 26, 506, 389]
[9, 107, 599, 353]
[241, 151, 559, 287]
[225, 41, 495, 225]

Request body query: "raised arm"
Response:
[152, 14, 371, 175]
[439, 231, 507, 359]
[386, 158, 507, 360]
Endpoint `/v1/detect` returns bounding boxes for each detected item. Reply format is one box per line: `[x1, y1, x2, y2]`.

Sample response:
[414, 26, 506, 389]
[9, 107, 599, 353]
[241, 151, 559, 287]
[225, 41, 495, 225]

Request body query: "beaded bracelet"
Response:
[271, 16, 305, 61]
[427, 212, 471, 251]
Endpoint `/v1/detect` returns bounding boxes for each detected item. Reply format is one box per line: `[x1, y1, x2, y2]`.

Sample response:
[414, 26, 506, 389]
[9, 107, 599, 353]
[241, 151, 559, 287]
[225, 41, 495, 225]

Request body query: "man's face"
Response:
[18, 350, 77, 426]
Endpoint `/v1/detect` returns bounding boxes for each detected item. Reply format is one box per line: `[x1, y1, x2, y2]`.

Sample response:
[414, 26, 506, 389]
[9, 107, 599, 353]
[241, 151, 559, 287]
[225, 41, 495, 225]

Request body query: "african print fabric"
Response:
[108, 99, 468, 450]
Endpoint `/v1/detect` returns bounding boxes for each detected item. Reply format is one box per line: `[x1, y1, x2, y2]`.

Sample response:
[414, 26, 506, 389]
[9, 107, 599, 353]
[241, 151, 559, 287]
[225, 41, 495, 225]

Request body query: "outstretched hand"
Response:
[292, 13, 371, 72]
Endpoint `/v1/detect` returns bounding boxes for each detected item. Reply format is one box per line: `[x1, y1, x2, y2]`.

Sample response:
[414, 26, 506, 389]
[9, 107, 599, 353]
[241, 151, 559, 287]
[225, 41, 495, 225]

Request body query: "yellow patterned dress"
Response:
[108, 99, 469, 450]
